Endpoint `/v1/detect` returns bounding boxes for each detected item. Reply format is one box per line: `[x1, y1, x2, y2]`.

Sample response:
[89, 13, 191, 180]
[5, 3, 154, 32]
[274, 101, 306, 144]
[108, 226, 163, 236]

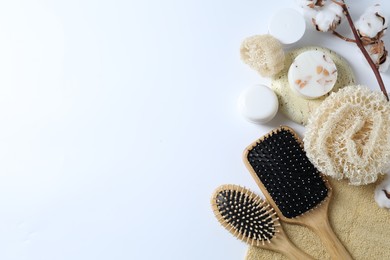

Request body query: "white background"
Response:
[0, 1, 389, 259]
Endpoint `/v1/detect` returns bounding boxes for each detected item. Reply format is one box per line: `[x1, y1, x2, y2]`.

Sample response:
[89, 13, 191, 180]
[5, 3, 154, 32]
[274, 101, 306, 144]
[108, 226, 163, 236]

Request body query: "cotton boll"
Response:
[296, 0, 334, 25]
[296, 0, 324, 22]
[375, 174, 390, 208]
[324, 2, 343, 17]
[296, 0, 315, 9]
[296, 0, 326, 9]
[356, 4, 388, 38]
[366, 4, 388, 27]
[313, 7, 341, 32]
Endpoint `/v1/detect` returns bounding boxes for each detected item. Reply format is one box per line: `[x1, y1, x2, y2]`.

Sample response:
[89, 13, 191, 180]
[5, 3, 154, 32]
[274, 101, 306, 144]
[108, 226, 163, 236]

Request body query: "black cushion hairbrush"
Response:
[243, 126, 353, 260]
[211, 184, 314, 260]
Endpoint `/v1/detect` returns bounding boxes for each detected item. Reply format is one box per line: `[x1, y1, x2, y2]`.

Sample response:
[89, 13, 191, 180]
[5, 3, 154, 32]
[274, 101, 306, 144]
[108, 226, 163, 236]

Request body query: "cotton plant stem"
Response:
[333, 0, 389, 101]
[332, 31, 355, 43]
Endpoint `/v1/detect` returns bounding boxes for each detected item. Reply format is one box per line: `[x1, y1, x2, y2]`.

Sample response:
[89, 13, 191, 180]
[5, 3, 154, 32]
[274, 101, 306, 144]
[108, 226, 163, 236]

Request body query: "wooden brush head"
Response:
[211, 184, 280, 246]
[243, 126, 332, 222]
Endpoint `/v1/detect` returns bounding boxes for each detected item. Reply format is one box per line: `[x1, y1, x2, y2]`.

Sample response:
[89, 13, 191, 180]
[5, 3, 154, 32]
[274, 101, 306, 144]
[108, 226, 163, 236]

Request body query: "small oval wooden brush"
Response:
[211, 184, 314, 260]
[243, 126, 353, 260]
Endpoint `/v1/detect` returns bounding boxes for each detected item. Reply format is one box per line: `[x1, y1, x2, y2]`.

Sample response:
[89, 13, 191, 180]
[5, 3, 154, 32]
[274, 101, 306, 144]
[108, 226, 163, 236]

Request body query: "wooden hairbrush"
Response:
[243, 126, 352, 260]
[211, 184, 314, 260]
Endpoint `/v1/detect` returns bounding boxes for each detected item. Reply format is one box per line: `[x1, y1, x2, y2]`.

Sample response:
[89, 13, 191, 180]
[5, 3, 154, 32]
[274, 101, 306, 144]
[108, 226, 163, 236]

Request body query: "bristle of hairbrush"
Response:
[246, 126, 329, 218]
[211, 185, 279, 245]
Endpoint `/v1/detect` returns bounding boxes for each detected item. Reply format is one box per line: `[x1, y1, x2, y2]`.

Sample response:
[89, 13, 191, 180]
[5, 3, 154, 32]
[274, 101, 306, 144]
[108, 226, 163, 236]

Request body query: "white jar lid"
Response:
[268, 8, 306, 45]
[238, 85, 279, 124]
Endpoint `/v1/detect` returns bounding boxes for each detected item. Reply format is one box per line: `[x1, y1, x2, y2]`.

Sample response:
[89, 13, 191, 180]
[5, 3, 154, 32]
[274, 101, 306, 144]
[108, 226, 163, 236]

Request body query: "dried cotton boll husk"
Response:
[304, 85, 390, 185]
[240, 35, 285, 77]
[355, 4, 388, 41]
[312, 2, 342, 32]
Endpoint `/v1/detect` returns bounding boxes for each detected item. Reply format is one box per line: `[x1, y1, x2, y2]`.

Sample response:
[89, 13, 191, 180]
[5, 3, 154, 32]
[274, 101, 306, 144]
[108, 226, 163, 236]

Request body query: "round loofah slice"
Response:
[240, 35, 285, 77]
[304, 85, 390, 185]
[271, 46, 355, 125]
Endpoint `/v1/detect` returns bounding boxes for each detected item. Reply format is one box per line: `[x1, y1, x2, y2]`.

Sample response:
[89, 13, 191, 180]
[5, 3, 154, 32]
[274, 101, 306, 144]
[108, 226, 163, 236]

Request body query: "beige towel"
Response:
[246, 178, 390, 260]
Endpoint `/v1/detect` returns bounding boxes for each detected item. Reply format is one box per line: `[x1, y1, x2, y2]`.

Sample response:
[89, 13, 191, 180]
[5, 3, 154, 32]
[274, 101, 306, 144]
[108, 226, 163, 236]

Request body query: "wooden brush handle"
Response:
[308, 213, 353, 260]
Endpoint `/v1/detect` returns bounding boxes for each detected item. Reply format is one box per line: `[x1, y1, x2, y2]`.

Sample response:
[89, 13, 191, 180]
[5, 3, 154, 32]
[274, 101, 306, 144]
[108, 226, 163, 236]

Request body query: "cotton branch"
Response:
[332, 31, 356, 43]
[332, 0, 389, 101]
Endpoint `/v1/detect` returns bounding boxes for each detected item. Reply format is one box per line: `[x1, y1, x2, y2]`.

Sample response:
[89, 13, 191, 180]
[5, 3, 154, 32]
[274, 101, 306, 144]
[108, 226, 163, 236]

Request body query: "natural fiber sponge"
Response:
[271, 46, 355, 125]
[304, 85, 390, 185]
[240, 35, 285, 77]
[246, 178, 390, 260]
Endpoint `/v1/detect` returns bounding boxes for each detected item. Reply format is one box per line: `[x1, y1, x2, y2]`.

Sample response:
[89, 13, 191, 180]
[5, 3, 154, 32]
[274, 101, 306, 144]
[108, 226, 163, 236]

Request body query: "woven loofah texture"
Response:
[240, 35, 285, 77]
[304, 85, 390, 185]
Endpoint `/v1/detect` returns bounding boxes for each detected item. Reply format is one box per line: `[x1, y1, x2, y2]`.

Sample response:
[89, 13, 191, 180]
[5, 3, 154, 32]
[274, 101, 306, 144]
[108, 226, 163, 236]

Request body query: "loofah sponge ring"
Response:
[304, 85, 390, 185]
[240, 35, 285, 77]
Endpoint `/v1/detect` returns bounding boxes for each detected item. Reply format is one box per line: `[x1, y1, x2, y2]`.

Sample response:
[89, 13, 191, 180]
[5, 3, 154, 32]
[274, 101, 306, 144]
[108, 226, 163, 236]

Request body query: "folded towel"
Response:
[246, 178, 390, 260]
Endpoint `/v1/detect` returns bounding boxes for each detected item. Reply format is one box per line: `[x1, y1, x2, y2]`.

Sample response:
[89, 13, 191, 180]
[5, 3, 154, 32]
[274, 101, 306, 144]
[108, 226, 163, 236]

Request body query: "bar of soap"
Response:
[271, 46, 355, 125]
[288, 50, 338, 99]
[268, 9, 306, 45]
[238, 85, 278, 124]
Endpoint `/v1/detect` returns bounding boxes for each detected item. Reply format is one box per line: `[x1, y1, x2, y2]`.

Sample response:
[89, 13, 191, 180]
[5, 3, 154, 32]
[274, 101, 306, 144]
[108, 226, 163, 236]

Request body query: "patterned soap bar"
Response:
[288, 50, 338, 99]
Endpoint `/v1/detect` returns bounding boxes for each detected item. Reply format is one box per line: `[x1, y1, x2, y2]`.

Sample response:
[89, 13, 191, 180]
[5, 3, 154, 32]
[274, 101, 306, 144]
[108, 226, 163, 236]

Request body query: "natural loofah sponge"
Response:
[304, 85, 390, 185]
[240, 35, 285, 77]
